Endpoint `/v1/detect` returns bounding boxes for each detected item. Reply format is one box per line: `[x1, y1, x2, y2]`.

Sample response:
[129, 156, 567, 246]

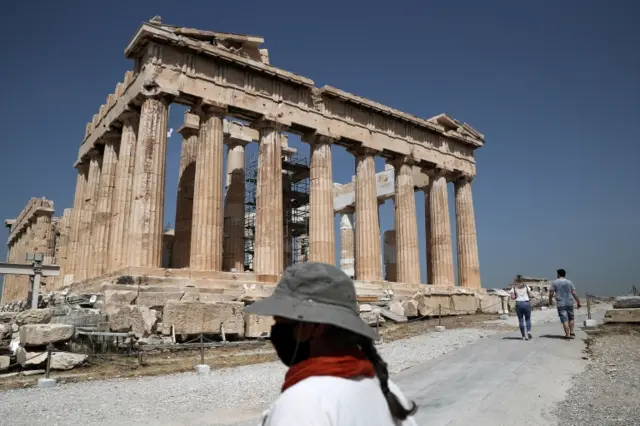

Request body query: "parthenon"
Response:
[2, 17, 483, 304]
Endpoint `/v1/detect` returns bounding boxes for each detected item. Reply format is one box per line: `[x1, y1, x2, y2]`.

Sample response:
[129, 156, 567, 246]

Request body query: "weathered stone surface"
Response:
[359, 303, 373, 312]
[0, 324, 11, 339]
[0, 312, 17, 323]
[109, 306, 157, 338]
[104, 290, 137, 315]
[0, 355, 9, 371]
[478, 294, 503, 314]
[50, 352, 88, 370]
[20, 324, 74, 346]
[136, 291, 183, 308]
[604, 308, 640, 323]
[15, 309, 53, 326]
[389, 301, 405, 317]
[449, 294, 478, 315]
[402, 299, 419, 317]
[612, 296, 640, 309]
[16, 347, 47, 366]
[244, 313, 274, 338]
[360, 311, 385, 326]
[163, 301, 244, 335]
[137, 335, 173, 345]
[414, 293, 451, 316]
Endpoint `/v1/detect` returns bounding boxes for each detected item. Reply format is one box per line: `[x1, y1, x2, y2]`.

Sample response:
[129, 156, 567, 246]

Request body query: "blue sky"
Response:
[1, 1, 638, 296]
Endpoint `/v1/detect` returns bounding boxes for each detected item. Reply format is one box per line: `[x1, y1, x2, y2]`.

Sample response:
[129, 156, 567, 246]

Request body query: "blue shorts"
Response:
[557, 305, 575, 323]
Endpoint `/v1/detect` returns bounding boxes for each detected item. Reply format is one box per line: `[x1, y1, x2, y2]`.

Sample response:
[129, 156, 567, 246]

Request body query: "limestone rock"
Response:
[0, 324, 11, 339]
[244, 313, 274, 338]
[0, 355, 9, 371]
[0, 312, 17, 323]
[478, 294, 503, 314]
[135, 291, 183, 308]
[163, 301, 245, 336]
[104, 290, 138, 315]
[612, 296, 640, 309]
[14, 309, 53, 326]
[449, 295, 478, 315]
[360, 311, 385, 326]
[389, 301, 404, 317]
[413, 293, 451, 316]
[359, 304, 373, 312]
[402, 300, 419, 317]
[137, 335, 173, 345]
[604, 308, 640, 323]
[16, 347, 47, 366]
[109, 306, 157, 338]
[50, 352, 88, 370]
[20, 324, 74, 347]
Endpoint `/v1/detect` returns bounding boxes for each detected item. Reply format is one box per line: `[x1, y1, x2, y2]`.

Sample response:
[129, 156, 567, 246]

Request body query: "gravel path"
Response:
[0, 327, 497, 426]
[555, 327, 640, 426]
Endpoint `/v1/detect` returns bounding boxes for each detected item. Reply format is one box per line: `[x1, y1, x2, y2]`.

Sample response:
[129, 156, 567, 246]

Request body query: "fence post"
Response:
[45, 343, 53, 379]
[587, 294, 592, 320]
[438, 304, 442, 326]
[199, 333, 205, 365]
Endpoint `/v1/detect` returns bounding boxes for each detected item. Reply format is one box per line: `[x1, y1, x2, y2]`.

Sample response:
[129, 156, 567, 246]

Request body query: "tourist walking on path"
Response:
[511, 282, 534, 340]
[245, 262, 418, 426]
[549, 269, 581, 340]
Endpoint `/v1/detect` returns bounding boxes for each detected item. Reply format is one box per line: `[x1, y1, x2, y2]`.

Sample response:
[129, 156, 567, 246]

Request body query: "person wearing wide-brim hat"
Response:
[245, 262, 418, 425]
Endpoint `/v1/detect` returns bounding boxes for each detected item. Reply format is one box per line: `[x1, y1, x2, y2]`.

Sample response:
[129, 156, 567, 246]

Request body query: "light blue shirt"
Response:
[552, 278, 575, 307]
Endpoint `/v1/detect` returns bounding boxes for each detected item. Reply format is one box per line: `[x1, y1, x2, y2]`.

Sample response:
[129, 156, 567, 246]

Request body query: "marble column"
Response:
[222, 139, 247, 272]
[282, 173, 293, 270]
[109, 111, 139, 270]
[68, 164, 88, 281]
[190, 104, 226, 271]
[34, 214, 53, 263]
[307, 135, 336, 264]
[129, 96, 169, 268]
[455, 176, 481, 288]
[383, 229, 397, 282]
[423, 182, 433, 284]
[253, 122, 284, 276]
[173, 112, 199, 268]
[428, 169, 455, 286]
[393, 158, 421, 284]
[93, 135, 120, 276]
[339, 210, 355, 278]
[78, 150, 102, 281]
[353, 148, 382, 281]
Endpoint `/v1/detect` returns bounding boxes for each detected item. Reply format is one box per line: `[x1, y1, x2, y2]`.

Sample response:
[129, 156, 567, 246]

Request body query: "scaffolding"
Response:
[244, 150, 310, 272]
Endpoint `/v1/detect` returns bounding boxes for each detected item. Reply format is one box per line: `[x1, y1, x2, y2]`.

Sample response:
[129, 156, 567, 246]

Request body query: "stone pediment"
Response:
[146, 16, 268, 64]
[428, 113, 485, 143]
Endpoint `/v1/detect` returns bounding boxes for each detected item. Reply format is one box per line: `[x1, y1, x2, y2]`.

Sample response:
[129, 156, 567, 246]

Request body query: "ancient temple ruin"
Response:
[2, 17, 484, 307]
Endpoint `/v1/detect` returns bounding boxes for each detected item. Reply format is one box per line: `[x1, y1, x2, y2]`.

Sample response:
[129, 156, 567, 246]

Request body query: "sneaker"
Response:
[527, 333, 533, 340]
[570, 332, 576, 338]
[522, 336, 528, 341]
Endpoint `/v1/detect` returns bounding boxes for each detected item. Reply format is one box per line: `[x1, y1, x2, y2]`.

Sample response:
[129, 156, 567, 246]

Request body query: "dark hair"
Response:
[557, 269, 566, 278]
[325, 325, 417, 420]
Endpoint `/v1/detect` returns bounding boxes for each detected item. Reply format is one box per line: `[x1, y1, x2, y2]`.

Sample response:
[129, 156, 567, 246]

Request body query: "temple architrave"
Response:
[2, 17, 483, 304]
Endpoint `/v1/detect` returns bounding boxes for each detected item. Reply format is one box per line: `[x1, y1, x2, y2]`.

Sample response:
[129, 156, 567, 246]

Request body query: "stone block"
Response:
[195, 364, 210, 375]
[478, 294, 503, 314]
[388, 301, 405, 317]
[359, 304, 373, 312]
[450, 294, 479, 315]
[414, 293, 451, 316]
[16, 347, 47, 366]
[612, 296, 640, 309]
[244, 314, 274, 338]
[50, 352, 88, 370]
[360, 311, 385, 326]
[604, 308, 640, 323]
[163, 301, 245, 336]
[0, 312, 17, 323]
[37, 378, 57, 388]
[402, 300, 419, 317]
[109, 306, 157, 338]
[20, 324, 74, 347]
[136, 292, 183, 308]
[14, 309, 53, 326]
[0, 324, 11, 339]
[0, 355, 9, 371]
[104, 290, 138, 315]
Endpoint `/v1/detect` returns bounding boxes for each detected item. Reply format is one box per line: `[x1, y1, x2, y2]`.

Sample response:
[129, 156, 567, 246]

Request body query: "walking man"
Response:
[549, 269, 581, 339]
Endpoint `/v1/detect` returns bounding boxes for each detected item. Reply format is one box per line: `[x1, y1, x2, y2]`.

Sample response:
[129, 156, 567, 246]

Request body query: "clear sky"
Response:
[0, 0, 638, 297]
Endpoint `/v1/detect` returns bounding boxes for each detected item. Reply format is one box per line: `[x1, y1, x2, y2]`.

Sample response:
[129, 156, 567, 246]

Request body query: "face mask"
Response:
[270, 322, 310, 367]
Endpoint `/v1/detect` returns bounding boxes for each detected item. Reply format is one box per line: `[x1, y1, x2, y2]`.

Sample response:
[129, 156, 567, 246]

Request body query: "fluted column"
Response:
[93, 135, 119, 276]
[393, 158, 421, 284]
[423, 182, 433, 284]
[253, 121, 284, 276]
[77, 150, 102, 281]
[34, 214, 54, 263]
[383, 230, 397, 282]
[173, 112, 199, 268]
[222, 139, 247, 272]
[190, 104, 226, 271]
[109, 111, 139, 270]
[307, 135, 336, 264]
[455, 176, 481, 288]
[129, 96, 169, 268]
[68, 164, 88, 281]
[339, 210, 355, 278]
[352, 147, 382, 281]
[428, 169, 455, 286]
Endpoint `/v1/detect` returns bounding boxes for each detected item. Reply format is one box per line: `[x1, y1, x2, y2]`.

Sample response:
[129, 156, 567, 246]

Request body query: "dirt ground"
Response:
[0, 312, 504, 391]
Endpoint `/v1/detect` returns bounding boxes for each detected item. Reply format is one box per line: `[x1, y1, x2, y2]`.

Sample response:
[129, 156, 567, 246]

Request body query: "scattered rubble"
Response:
[604, 296, 640, 324]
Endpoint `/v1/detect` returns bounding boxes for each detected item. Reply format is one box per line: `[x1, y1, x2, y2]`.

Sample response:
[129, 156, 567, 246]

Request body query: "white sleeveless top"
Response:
[512, 286, 531, 302]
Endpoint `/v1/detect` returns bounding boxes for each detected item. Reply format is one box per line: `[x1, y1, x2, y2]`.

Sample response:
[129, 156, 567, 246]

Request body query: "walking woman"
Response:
[511, 282, 534, 340]
[245, 262, 418, 425]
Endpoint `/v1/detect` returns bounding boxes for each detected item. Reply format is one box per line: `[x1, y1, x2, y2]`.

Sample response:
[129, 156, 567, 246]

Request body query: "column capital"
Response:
[347, 145, 379, 158]
[225, 137, 249, 148]
[422, 166, 451, 181]
[390, 154, 416, 169]
[140, 84, 179, 103]
[87, 148, 101, 160]
[119, 107, 141, 126]
[178, 111, 200, 138]
[194, 99, 228, 117]
[252, 116, 290, 131]
[456, 174, 475, 185]
[101, 132, 121, 146]
[302, 130, 338, 145]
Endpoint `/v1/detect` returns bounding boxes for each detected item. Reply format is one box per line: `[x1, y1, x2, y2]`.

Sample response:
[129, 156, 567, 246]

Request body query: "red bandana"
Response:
[281, 350, 375, 392]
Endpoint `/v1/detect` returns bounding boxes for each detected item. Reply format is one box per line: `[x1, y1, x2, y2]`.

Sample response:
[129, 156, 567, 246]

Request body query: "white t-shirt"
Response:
[511, 285, 531, 302]
[259, 375, 418, 426]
